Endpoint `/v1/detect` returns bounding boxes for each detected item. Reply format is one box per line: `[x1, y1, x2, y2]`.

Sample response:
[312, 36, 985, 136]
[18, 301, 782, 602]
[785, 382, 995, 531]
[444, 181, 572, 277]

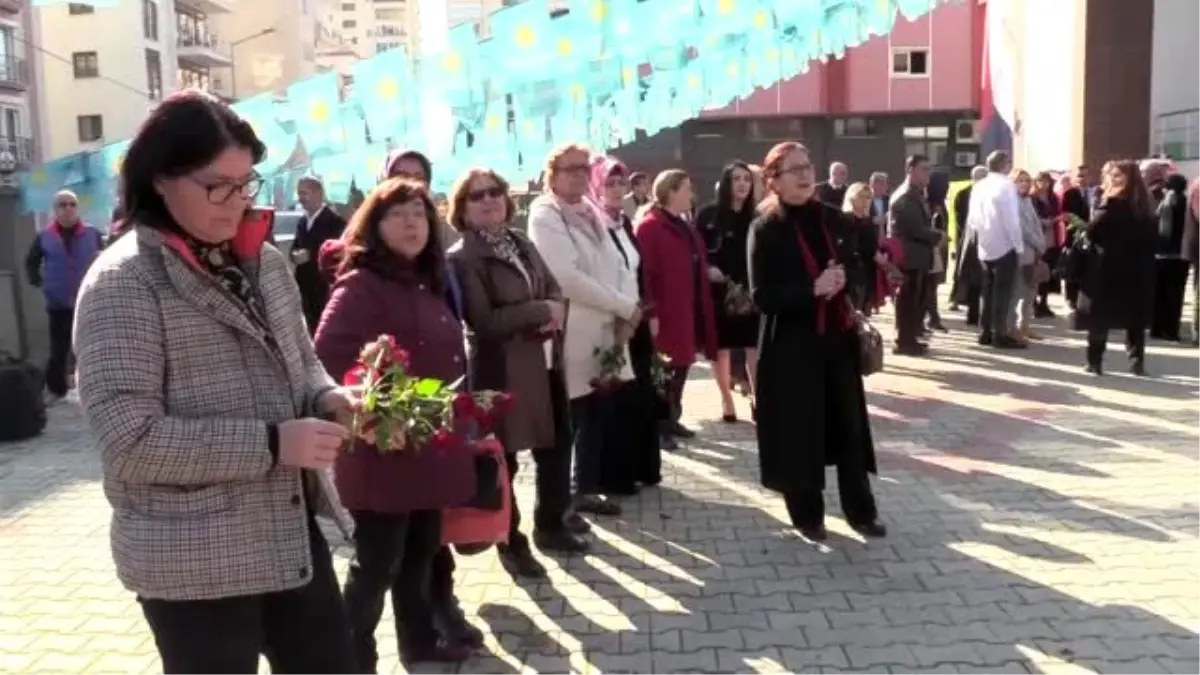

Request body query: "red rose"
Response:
[344, 365, 369, 386]
[431, 427, 459, 452]
[392, 348, 412, 371]
[451, 392, 477, 421]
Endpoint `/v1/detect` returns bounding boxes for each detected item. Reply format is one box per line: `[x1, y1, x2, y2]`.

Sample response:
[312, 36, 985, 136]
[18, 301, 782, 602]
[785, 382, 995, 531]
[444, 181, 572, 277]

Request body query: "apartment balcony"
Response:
[175, 0, 232, 14]
[0, 56, 29, 91]
[177, 33, 233, 68]
[0, 136, 37, 169]
[0, 0, 23, 14]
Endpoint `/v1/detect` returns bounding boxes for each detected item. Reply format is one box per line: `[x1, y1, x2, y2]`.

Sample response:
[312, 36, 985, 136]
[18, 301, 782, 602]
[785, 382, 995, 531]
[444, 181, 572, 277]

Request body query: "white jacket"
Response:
[527, 194, 639, 399]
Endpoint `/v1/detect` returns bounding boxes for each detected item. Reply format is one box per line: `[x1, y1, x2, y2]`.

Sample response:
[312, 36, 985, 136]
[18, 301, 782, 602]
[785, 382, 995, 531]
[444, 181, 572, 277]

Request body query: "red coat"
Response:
[635, 206, 718, 365]
[314, 263, 475, 514]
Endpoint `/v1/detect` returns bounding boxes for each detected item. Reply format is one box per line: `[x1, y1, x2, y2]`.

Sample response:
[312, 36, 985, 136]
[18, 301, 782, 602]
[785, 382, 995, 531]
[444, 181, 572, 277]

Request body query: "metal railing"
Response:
[0, 136, 35, 168]
[0, 56, 29, 88]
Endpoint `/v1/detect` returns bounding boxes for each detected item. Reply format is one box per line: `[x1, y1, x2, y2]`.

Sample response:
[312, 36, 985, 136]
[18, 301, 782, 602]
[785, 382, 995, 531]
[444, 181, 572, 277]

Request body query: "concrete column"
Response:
[0, 170, 47, 362]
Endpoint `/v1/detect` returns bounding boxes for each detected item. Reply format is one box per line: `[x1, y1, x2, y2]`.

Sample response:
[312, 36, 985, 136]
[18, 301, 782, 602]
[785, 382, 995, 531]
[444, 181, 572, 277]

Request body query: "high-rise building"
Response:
[328, 0, 413, 57]
[209, 0, 338, 100]
[1, 0, 43, 170]
[31, 0, 183, 159]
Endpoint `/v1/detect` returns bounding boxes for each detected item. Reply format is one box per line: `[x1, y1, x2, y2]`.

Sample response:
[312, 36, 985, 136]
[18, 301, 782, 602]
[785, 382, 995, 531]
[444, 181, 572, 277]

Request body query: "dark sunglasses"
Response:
[467, 186, 506, 202]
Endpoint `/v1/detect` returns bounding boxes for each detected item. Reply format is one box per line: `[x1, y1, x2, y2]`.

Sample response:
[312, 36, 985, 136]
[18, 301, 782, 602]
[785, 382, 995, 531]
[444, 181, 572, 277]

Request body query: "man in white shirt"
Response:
[965, 151, 1026, 349]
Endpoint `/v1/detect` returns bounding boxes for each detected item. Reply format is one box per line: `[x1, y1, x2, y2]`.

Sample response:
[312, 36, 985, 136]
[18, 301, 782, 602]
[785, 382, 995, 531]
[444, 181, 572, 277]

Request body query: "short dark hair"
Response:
[629, 172, 649, 187]
[985, 151, 1010, 173]
[121, 90, 265, 233]
[905, 155, 930, 172]
[338, 177, 445, 293]
[446, 168, 517, 232]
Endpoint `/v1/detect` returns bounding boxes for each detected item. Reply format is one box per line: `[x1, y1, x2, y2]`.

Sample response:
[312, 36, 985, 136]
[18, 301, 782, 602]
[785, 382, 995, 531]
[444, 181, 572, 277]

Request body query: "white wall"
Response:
[1150, 0, 1200, 178]
[34, 0, 180, 160]
[1016, 0, 1084, 173]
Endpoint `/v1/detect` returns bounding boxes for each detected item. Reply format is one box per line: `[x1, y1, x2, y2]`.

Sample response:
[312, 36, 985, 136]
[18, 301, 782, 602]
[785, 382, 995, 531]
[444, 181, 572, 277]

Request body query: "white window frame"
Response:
[1152, 109, 1199, 161]
[890, 47, 931, 79]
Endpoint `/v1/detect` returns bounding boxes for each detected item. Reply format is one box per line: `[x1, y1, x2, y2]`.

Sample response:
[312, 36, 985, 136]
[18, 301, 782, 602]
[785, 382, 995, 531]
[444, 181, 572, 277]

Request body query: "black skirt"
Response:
[710, 281, 760, 349]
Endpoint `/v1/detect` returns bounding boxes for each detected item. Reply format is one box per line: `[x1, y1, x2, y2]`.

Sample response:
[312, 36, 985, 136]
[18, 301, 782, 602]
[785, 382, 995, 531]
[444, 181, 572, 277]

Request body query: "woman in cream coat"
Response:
[528, 144, 641, 518]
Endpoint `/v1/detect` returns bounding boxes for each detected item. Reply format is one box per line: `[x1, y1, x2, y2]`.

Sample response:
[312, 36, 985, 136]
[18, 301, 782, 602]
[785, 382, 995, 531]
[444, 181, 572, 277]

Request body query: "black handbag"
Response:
[0, 352, 47, 442]
[852, 307, 885, 377]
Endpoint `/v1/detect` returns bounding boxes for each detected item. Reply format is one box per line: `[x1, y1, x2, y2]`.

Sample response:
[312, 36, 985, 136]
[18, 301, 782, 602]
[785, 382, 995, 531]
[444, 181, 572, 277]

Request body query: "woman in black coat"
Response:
[696, 161, 760, 422]
[1081, 160, 1158, 376]
[1150, 173, 1191, 341]
[747, 141, 885, 543]
[923, 172, 951, 332]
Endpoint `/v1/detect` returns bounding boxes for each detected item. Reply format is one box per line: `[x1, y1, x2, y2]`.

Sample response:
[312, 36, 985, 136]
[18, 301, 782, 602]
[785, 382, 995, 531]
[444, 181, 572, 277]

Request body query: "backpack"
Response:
[0, 352, 47, 442]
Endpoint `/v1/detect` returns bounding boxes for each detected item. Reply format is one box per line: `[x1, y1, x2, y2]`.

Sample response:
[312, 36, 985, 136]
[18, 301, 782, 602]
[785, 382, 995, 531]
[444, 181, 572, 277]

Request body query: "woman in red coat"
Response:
[635, 170, 718, 446]
[314, 178, 477, 669]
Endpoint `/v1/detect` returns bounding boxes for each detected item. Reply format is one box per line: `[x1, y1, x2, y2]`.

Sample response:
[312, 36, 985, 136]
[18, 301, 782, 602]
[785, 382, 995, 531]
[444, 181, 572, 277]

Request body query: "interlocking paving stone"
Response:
[2, 294, 1198, 673]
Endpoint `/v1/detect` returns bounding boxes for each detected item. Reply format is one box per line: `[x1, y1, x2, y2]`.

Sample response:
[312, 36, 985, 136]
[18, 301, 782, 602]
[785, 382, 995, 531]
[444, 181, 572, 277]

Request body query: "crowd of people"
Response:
[18, 88, 1195, 673]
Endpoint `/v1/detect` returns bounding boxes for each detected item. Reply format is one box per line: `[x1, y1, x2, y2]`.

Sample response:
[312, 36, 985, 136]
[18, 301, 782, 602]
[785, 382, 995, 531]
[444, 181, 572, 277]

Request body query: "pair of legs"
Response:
[715, 348, 756, 419]
[140, 516, 356, 674]
[342, 510, 464, 671]
[570, 390, 625, 516]
[894, 270, 927, 353]
[659, 364, 694, 448]
[1086, 323, 1147, 375]
[45, 308, 74, 399]
[979, 250, 1024, 348]
[1011, 264, 1038, 337]
[922, 275, 945, 330]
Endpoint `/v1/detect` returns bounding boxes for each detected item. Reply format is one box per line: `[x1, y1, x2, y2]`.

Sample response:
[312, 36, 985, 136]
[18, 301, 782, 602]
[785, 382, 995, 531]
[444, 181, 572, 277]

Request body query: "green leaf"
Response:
[413, 378, 446, 397]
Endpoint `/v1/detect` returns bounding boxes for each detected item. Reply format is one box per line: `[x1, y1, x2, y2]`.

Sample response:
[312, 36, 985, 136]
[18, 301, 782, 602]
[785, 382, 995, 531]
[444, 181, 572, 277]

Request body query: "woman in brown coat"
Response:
[446, 168, 587, 581]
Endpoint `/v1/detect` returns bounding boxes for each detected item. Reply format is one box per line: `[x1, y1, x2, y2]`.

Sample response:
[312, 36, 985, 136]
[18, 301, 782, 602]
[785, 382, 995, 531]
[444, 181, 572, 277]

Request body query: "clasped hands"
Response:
[813, 260, 847, 298]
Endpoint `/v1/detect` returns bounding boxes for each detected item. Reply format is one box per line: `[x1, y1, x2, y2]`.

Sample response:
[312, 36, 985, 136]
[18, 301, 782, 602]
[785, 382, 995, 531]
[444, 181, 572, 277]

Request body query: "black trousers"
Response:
[1193, 263, 1199, 343]
[1087, 323, 1146, 370]
[1151, 257, 1191, 340]
[662, 364, 690, 425]
[963, 284, 982, 325]
[46, 308, 74, 397]
[570, 391, 613, 495]
[782, 426, 878, 530]
[508, 369, 574, 546]
[894, 270, 926, 346]
[342, 509, 443, 673]
[140, 515, 355, 674]
[922, 275, 942, 326]
[980, 250, 1018, 338]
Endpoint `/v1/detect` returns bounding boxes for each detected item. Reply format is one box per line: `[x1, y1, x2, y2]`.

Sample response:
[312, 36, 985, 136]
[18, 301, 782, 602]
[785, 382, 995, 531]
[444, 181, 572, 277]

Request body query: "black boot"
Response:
[497, 542, 548, 580]
[431, 594, 484, 648]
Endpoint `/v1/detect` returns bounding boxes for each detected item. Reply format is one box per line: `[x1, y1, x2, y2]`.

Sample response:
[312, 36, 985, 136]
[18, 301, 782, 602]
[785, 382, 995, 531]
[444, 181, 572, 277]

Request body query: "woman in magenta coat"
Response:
[314, 178, 477, 669]
[635, 170, 718, 446]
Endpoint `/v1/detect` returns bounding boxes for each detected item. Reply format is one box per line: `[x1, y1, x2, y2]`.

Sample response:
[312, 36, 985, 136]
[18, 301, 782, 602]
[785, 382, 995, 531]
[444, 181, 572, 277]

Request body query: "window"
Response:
[145, 49, 163, 100]
[891, 48, 929, 77]
[1153, 109, 1200, 161]
[902, 126, 950, 165]
[2, 106, 20, 138]
[342, 19, 357, 28]
[143, 0, 159, 41]
[834, 117, 878, 137]
[341, 2, 355, 8]
[180, 67, 210, 90]
[77, 115, 104, 142]
[72, 51, 100, 78]
[68, 3, 95, 14]
[0, 25, 13, 62]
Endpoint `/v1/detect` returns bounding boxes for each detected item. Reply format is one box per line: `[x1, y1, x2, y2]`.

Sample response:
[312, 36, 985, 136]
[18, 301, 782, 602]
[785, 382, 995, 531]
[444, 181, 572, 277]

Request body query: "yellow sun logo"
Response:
[515, 25, 536, 49]
[377, 76, 400, 100]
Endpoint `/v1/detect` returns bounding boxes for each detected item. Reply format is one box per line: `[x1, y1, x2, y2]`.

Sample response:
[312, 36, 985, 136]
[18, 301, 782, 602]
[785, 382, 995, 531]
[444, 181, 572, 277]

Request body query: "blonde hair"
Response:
[543, 142, 591, 185]
[652, 169, 690, 206]
[841, 181, 872, 214]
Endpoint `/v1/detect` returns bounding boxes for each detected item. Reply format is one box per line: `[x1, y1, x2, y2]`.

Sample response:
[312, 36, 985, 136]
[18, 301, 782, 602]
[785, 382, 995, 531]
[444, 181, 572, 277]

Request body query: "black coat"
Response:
[747, 200, 878, 494]
[1080, 196, 1157, 330]
[292, 208, 347, 331]
[696, 202, 760, 349]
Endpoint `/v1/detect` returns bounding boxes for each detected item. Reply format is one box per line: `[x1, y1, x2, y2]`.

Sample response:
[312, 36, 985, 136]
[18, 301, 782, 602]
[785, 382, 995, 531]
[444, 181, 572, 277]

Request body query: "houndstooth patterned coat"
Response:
[73, 224, 342, 602]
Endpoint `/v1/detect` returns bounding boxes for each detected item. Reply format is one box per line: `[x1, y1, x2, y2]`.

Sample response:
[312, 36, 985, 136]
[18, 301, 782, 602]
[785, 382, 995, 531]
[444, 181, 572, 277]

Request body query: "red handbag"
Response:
[441, 436, 511, 552]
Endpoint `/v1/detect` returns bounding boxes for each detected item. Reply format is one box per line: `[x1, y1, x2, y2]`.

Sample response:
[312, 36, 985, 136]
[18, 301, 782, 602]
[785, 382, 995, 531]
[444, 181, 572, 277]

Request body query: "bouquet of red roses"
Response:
[346, 335, 513, 453]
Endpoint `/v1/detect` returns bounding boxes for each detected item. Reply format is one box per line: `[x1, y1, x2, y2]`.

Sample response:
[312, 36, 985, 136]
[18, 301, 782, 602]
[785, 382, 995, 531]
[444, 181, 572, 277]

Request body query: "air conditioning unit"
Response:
[955, 119, 982, 144]
[955, 150, 978, 168]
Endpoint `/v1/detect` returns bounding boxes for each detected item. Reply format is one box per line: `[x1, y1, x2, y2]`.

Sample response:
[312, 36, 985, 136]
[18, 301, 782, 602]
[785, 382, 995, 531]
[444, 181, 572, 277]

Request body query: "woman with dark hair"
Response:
[314, 177, 478, 668]
[72, 90, 357, 672]
[695, 161, 760, 423]
[923, 171, 951, 333]
[1151, 173, 1192, 341]
[1031, 171, 1064, 317]
[1080, 160, 1158, 376]
[748, 141, 885, 542]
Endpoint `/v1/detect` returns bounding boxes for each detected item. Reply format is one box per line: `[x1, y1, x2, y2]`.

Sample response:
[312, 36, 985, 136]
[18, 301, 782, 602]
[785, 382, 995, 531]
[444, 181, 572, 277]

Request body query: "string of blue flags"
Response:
[20, 0, 953, 219]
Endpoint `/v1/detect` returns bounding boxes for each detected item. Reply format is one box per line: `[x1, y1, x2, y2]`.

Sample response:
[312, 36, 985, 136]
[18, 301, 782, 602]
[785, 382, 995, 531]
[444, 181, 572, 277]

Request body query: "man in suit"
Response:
[292, 176, 346, 333]
[816, 161, 850, 207]
[1059, 164, 1099, 310]
[868, 171, 889, 238]
[888, 154, 940, 355]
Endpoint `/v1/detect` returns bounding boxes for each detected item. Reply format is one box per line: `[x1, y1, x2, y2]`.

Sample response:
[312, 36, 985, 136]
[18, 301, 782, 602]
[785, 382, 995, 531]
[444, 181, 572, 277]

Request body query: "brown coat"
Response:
[448, 228, 565, 452]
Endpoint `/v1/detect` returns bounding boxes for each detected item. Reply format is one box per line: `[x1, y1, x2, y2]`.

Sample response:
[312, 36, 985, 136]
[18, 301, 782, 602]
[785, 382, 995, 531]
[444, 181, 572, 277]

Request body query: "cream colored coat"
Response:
[527, 194, 639, 399]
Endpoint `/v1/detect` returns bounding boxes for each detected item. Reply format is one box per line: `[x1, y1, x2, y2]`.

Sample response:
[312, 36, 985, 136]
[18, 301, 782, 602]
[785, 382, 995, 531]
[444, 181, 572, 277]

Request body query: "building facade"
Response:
[1150, 0, 1198, 178]
[32, 0, 182, 160]
[614, 1, 983, 201]
[209, 0, 334, 100]
[1, 0, 42, 170]
[327, 0, 413, 57]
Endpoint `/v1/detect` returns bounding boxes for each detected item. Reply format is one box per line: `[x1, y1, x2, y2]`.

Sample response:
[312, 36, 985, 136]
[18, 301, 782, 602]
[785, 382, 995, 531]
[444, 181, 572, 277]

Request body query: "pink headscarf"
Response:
[588, 155, 629, 219]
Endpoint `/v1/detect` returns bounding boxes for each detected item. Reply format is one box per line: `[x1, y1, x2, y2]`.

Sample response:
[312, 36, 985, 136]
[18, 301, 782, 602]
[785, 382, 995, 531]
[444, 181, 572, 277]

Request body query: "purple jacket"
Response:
[314, 263, 475, 514]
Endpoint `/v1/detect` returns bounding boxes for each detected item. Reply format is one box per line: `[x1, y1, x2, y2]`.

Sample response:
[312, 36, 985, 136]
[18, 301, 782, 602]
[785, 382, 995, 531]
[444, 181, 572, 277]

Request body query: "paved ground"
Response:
[1, 294, 1198, 675]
